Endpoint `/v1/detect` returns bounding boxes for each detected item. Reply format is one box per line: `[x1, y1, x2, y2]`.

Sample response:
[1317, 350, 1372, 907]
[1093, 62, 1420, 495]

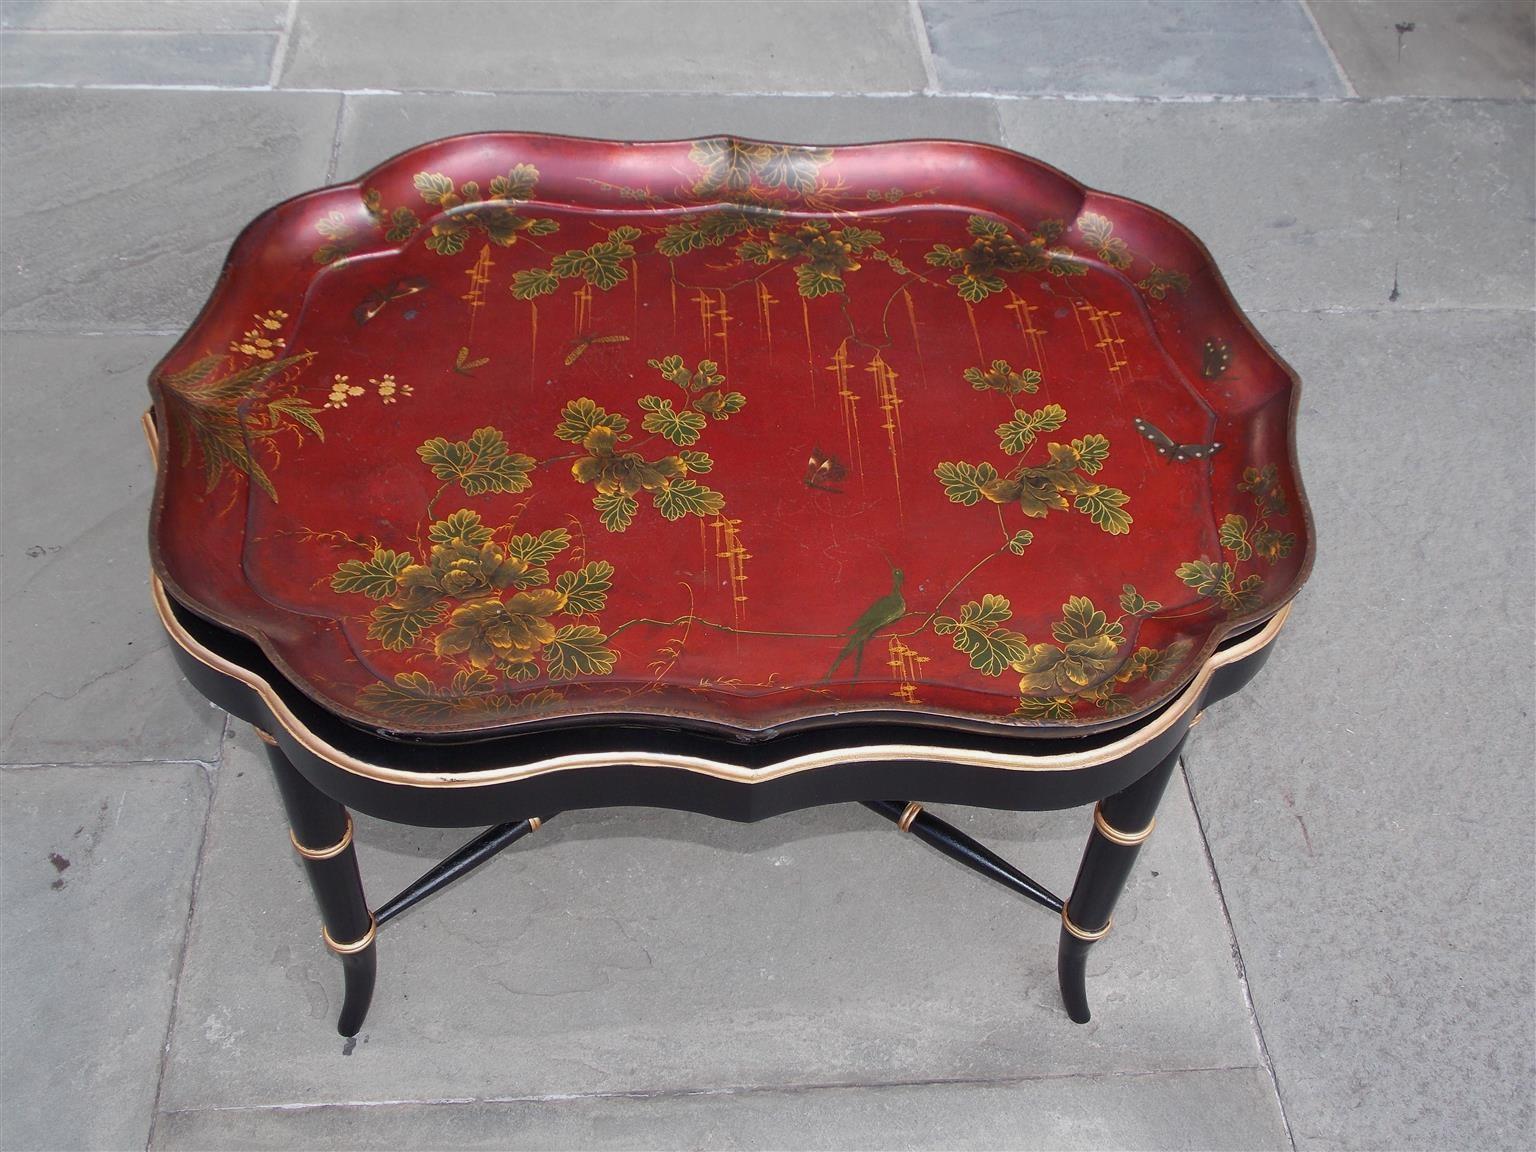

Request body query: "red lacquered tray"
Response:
[148, 134, 1312, 739]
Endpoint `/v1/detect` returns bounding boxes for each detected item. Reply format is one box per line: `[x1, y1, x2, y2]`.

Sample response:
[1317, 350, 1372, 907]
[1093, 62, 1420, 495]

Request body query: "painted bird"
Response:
[824, 563, 906, 682]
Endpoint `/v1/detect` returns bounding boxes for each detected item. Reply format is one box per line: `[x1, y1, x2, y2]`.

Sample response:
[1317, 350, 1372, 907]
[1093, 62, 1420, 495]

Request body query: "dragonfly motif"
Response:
[563, 333, 630, 365]
[453, 346, 489, 376]
[352, 276, 429, 326]
[1133, 418, 1223, 462]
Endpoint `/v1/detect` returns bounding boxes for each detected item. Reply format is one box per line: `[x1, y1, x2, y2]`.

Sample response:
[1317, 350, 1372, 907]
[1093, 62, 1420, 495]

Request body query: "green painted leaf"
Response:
[543, 624, 616, 680]
[428, 230, 468, 256]
[1126, 644, 1186, 683]
[653, 478, 725, 521]
[1053, 596, 1122, 645]
[428, 509, 495, 547]
[413, 172, 456, 205]
[1118, 583, 1162, 616]
[925, 244, 962, 269]
[949, 271, 1005, 303]
[385, 206, 419, 242]
[506, 528, 571, 567]
[933, 460, 999, 506]
[678, 450, 714, 473]
[838, 226, 884, 252]
[738, 239, 775, 265]
[367, 602, 442, 651]
[658, 212, 753, 256]
[932, 594, 1030, 677]
[1071, 434, 1110, 476]
[555, 560, 614, 615]
[1227, 574, 1265, 613]
[1015, 696, 1076, 722]
[417, 426, 535, 495]
[638, 395, 707, 446]
[594, 491, 637, 532]
[1219, 513, 1253, 560]
[555, 398, 629, 443]
[1046, 250, 1087, 277]
[551, 238, 631, 290]
[967, 215, 1007, 239]
[996, 404, 1068, 455]
[1176, 559, 1230, 599]
[1075, 487, 1133, 535]
[1177, 561, 1261, 614]
[487, 163, 539, 201]
[1007, 530, 1035, 556]
[331, 548, 411, 600]
[796, 266, 844, 297]
[510, 267, 560, 299]
[647, 354, 688, 383]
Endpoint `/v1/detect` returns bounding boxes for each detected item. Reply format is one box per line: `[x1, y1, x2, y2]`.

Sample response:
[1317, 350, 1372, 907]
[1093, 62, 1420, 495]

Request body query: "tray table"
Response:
[147, 132, 1312, 1035]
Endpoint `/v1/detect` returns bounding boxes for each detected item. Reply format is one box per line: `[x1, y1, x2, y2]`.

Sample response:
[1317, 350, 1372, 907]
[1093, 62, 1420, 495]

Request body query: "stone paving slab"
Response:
[154, 1065, 1288, 1151]
[921, 0, 1345, 96]
[1310, 0, 1536, 98]
[333, 91, 1003, 182]
[997, 97, 1535, 312]
[1, 333, 226, 764]
[0, 0, 287, 31]
[279, 0, 927, 94]
[0, 88, 340, 332]
[159, 731, 1264, 1113]
[0, 28, 277, 85]
[1183, 308, 1535, 1150]
[0, 761, 212, 1152]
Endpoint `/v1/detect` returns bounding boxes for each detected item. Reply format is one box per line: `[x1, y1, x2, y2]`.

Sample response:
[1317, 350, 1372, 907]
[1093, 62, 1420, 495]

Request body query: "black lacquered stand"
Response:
[164, 576, 1282, 1037]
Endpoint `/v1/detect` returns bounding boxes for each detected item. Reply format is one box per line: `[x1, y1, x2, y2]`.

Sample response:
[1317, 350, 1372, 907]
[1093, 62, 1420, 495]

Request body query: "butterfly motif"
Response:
[563, 333, 630, 366]
[352, 276, 429, 326]
[803, 447, 848, 493]
[1201, 339, 1231, 381]
[1134, 418, 1223, 462]
[453, 346, 489, 375]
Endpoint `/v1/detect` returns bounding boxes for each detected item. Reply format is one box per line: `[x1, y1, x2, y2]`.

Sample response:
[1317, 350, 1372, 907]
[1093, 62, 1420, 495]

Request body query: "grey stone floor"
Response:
[0, 2, 1531, 1149]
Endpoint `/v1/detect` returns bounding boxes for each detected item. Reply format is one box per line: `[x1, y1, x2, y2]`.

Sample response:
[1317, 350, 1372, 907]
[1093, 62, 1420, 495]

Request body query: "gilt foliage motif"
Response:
[558, 353, 738, 533]
[965, 359, 1041, 397]
[926, 215, 1084, 303]
[933, 384, 1132, 535]
[312, 164, 556, 264]
[417, 426, 536, 496]
[156, 310, 322, 501]
[933, 593, 1191, 721]
[1176, 466, 1295, 615]
[328, 433, 620, 719]
[687, 138, 833, 199]
[511, 226, 641, 299]
[737, 220, 884, 298]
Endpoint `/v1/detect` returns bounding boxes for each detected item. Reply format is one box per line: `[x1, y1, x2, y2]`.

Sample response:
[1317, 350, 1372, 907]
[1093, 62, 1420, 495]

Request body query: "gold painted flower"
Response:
[572, 425, 684, 496]
[398, 540, 530, 602]
[230, 310, 290, 360]
[1014, 597, 1125, 697]
[373, 373, 411, 403]
[434, 590, 564, 669]
[326, 374, 364, 408]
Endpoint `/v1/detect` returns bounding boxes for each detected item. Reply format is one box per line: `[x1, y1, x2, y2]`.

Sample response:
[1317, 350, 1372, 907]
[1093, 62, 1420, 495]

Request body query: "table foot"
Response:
[331, 941, 377, 1038]
[257, 727, 378, 1036]
[1055, 736, 1187, 1024]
